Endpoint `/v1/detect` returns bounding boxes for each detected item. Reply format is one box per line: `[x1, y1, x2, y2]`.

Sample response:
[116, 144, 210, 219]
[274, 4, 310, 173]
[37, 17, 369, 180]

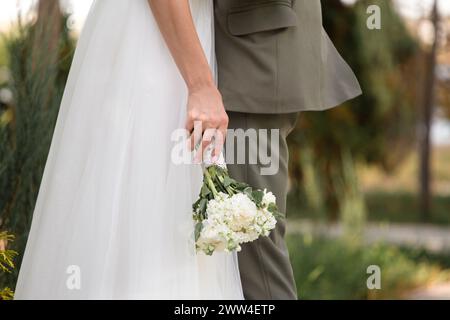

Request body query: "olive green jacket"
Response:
[214, 0, 362, 114]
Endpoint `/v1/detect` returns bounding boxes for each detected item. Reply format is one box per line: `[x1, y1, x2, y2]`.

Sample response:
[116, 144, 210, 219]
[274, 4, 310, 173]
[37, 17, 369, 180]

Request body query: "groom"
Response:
[214, 0, 361, 299]
[154, 0, 360, 300]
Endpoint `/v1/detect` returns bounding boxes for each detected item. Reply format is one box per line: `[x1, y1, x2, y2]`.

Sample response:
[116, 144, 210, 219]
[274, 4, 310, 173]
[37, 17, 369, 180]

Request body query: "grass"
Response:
[284, 143, 450, 299]
[287, 234, 450, 299]
[287, 145, 450, 225]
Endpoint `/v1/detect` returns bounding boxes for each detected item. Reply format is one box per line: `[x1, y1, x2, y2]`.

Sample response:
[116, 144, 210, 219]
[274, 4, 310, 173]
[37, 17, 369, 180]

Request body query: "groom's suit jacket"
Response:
[214, 0, 362, 114]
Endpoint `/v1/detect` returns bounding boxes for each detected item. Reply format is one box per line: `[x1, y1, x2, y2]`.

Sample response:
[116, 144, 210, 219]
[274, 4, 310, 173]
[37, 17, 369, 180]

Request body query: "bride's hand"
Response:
[148, 0, 227, 161]
[186, 83, 229, 160]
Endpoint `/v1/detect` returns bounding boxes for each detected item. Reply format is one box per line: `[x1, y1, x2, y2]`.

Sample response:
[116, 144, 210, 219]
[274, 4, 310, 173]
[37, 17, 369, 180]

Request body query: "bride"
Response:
[14, 0, 243, 299]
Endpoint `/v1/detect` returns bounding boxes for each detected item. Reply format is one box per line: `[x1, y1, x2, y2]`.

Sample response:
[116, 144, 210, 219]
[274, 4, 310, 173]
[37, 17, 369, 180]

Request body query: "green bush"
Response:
[365, 191, 450, 225]
[287, 191, 450, 226]
[288, 0, 420, 218]
[287, 234, 449, 299]
[0, 231, 17, 300]
[0, 37, 8, 67]
[0, 15, 75, 290]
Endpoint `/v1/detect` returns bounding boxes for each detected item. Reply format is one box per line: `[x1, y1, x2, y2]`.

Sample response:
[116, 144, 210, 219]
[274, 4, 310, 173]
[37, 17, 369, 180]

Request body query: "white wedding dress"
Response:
[14, 0, 243, 300]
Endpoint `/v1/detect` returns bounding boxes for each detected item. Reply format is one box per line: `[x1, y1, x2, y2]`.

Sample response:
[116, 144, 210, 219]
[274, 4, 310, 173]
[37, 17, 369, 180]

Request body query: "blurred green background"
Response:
[1, 0, 450, 300]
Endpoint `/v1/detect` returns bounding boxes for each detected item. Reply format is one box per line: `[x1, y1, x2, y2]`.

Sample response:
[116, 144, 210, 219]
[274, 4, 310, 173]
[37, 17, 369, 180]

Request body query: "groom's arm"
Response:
[148, 0, 228, 158]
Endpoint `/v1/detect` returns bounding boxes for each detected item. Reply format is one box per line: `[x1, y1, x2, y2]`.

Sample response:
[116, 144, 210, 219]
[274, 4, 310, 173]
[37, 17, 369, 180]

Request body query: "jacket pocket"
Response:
[227, 1, 297, 36]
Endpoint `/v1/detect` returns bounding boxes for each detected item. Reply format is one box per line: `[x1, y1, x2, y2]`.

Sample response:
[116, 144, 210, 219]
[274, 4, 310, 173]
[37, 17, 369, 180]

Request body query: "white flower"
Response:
[262, 189, 276, 207]
[195, 190, 278, 255]
[196, 222, 228, 254]
[228, 193, 257, 229]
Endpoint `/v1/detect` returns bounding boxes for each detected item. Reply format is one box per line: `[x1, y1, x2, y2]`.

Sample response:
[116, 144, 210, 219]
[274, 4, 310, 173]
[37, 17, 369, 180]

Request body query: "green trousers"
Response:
[226, 111, 299, 300]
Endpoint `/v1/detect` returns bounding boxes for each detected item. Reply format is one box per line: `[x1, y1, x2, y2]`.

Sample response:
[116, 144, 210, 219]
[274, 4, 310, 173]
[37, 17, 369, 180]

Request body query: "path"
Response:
[287, 219, 450, 299]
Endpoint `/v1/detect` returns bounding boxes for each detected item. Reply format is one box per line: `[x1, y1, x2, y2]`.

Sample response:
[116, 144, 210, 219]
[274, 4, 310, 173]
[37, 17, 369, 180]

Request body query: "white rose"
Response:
[230, 193, 257, 222]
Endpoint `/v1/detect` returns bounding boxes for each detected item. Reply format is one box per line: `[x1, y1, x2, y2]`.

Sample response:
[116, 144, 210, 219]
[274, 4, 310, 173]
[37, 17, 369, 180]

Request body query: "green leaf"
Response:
[234, 182, 249, 191]
[199, 198, 208, 215]
[267, 203, 284, 219]
[194, 222, 203, 242]
[243, 187, 253, 201]
[222, 176, 235, 187]
[243, 186, 252, 193]
[192, 198, 201, 211]
[252, 190, 264, 205]
[201, 184, 211, 197]
[267, 202, 278, 213]
[243, 187, 253, 200]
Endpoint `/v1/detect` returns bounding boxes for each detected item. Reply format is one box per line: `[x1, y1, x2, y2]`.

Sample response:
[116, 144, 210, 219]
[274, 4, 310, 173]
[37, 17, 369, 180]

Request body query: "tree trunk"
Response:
[30, 0, 63, 109]
[419, 0, 440, 222]
[32, 0, 62, 68]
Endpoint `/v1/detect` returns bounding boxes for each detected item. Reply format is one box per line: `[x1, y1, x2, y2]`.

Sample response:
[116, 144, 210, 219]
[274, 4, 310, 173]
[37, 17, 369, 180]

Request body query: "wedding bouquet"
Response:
[192, 153, 281, 255]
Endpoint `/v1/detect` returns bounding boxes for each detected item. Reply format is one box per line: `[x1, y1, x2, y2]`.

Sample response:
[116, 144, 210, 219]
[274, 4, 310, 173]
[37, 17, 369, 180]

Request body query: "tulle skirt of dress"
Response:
[14, 0, 243, 300]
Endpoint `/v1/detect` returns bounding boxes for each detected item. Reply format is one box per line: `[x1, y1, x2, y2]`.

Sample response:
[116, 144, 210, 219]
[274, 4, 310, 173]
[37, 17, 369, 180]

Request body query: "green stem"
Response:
[225, 185, 234, 196]
[203, 167, 219, 197]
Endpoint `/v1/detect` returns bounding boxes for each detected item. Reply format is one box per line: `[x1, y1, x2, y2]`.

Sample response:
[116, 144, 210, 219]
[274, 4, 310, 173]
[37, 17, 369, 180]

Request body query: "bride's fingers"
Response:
[187, 120, 203, 151]
[185, 117, 194, 134]
[212, 129, 225, 159]
[194, 128, 215, 163]
[185, 119, 195, 150]
[189, 131, 200, 151]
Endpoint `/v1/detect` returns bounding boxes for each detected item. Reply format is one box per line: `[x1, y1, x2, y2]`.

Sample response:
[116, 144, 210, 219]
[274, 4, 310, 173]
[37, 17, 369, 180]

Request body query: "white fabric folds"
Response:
[14, 0, 243, 300]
